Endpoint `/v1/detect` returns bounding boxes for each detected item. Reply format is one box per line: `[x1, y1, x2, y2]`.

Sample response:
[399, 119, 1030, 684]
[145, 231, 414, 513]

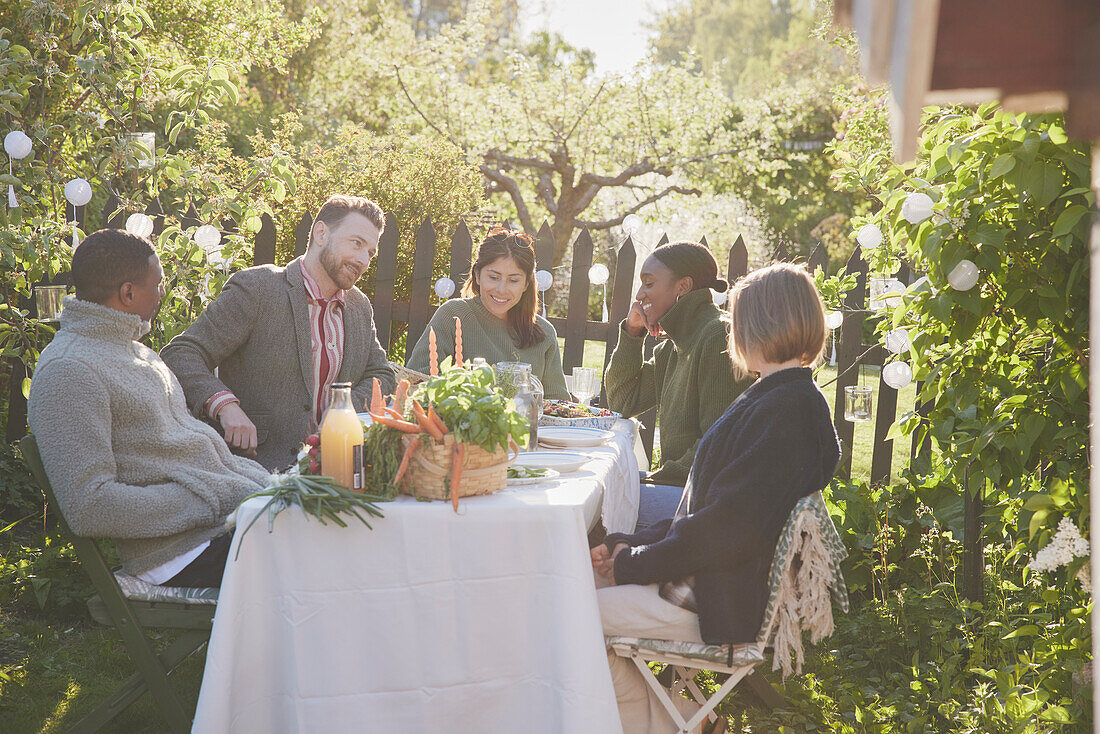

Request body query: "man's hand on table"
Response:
[591, 543, 629, 583]
[217, 403, 258, 456]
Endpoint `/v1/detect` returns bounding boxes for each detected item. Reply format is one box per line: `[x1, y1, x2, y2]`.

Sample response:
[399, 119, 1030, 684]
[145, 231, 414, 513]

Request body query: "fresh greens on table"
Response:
[412, 368, 528, 452]
[507, 466, 551, 479]
[235, 473, 386, 558]
[363, 419, 405, 499]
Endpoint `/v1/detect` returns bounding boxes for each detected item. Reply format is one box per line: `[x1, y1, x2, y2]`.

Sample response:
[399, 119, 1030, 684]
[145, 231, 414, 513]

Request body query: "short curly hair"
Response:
[71, 229, 156, 305]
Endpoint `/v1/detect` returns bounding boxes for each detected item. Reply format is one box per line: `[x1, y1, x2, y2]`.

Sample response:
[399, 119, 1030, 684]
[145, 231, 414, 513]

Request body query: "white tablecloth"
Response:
[191, 427, 637, 734]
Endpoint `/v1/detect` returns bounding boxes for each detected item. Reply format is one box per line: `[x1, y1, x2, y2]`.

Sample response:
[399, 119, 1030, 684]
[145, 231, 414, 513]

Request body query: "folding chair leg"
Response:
[67, 627, 209, 734]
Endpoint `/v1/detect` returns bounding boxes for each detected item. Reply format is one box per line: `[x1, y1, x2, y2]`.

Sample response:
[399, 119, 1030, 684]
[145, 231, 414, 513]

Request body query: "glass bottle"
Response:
[320, 382, 365, 491]
[494, 362, 543, 450]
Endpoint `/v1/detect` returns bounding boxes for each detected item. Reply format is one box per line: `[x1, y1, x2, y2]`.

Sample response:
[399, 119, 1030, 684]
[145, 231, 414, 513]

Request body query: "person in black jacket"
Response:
[591, 262, 841, 734]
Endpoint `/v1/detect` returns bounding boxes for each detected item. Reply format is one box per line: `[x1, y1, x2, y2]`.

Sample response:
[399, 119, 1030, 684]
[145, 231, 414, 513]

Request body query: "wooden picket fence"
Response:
[5, 207, 926, 485]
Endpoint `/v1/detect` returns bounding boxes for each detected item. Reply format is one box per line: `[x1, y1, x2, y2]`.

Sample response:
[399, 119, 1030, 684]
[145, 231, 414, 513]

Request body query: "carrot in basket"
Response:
[393, 436, 420, 485]
[370, 414, 422, 433]
[370, 378, 384, 414]
[427, 405, 449, 435]
[384, 407, 404, 420]
[393, 379, 411, 413]
[450, 441, 465, 512]
[410, 400, 444, 442]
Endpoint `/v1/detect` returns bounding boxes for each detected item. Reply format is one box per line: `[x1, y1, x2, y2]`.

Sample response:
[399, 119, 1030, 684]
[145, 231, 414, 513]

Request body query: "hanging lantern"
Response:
[64, 178, 93, 249]
[535, 269, 553, 292]
[434, 277, 456, 299]
[884, 328, 911, 355]
[4, 130, 32, 208]
[824, 311, 844, 330]
[901, 192, 934, 224]
[588, 263, 609, 286]
[882, 361, 914, 390]
[125, 212, 155, 239]
[856, 223, 883, 250]
[947, 259, 979, 291]
[712, 290, 727, 307]
[622, 214, 643, 235]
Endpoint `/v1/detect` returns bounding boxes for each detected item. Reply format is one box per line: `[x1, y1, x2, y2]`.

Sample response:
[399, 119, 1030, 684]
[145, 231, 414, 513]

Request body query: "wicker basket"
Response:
[399, 434, 515, 500]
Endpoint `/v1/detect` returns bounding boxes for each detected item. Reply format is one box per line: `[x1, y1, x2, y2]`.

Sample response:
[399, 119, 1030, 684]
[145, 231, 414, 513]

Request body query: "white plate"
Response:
[357, 413, 374, 427]
[506, 468, 561, 486]
[538, 426, 615, 448]
[512, 451, 590, 474]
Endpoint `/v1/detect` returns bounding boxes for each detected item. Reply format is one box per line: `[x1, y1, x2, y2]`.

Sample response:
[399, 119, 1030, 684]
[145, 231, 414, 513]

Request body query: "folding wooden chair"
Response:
[607, 491, 849, 734]
[20, 435, 218, 734]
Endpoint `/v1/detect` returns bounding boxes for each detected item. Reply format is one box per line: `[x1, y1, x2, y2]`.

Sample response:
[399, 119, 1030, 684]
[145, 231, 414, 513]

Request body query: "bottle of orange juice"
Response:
[320, 382, 365, 492]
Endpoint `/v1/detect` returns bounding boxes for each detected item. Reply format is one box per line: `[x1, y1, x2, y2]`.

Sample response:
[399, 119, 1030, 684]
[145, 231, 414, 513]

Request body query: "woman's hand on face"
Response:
[626, 302, 660, 338]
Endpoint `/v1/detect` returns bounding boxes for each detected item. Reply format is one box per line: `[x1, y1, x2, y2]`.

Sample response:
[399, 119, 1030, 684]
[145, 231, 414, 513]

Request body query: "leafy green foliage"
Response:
[411, 367, 527, 452]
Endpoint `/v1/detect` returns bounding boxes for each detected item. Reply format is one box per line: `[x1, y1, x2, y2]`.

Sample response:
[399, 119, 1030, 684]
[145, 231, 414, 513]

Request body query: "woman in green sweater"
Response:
[605, 241, 752, 520]
[407, 228, 570, 400]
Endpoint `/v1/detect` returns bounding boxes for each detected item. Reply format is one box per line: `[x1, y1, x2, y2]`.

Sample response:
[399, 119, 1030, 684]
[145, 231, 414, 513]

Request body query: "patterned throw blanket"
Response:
[756, 491, 849, 678]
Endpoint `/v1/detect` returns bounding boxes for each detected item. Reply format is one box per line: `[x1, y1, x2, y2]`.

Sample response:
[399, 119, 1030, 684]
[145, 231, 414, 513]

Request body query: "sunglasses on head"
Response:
[486, 226, 534, 247]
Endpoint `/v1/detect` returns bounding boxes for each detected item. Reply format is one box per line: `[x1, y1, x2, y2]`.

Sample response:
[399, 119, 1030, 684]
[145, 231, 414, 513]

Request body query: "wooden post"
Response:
[831, 248, 868, 479]
[406, 217, 437, 363]
[727, 235, 748, 284]
[562, 228, 594, 374]
[962, 467, 984, 602]
[294, 212, 312, 258]
[449, 219, 473, 292]
[601, 235, 637, 406]
[372, 213, 401, 354]
[253, 213, 277, 266]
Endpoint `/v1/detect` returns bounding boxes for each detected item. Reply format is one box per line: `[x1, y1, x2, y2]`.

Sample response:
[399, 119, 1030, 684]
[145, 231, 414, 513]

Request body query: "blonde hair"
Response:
[727, 262, 826, 375]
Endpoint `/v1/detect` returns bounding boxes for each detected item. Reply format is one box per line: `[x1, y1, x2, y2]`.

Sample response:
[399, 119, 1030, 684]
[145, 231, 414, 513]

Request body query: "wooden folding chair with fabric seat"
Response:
[606, 490, 850, 734]
[20, 435, 219, 734]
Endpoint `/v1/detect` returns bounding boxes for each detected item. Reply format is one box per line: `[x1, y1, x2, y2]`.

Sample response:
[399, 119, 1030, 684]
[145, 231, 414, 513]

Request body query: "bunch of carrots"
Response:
[364, 378, 466, 512]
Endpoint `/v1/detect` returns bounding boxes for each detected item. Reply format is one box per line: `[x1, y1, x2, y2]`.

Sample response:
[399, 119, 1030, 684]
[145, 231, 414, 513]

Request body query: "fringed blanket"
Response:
[756, 491, 849, 678]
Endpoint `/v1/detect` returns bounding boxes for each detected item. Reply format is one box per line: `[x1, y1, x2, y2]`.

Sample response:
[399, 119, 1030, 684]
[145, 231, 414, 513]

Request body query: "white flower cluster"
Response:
[1030, 517, 1090, 573]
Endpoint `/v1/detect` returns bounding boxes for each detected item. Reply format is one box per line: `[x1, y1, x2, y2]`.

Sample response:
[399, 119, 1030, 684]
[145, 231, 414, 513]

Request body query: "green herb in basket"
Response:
[412, 367, 527, 453]
[235, 474, 385, 559]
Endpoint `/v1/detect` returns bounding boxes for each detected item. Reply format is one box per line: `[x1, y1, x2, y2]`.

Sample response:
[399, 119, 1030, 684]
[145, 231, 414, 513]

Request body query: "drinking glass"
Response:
[572, 367, 598, 406]
[844, 385, 873, 422]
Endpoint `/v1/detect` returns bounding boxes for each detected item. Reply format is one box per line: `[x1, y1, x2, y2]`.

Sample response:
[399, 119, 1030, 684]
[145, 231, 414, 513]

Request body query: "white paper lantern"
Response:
[535, 269, 554, 292]
[64, 178, 93, 207]
[856, 223, 883, 250]
[588, 263, 609, 286]
[824, 311, 844, 330]
[884, 328, 911, 355]
[4, 131, 32, 160]
[712, 290, 727, 307]
[908, 275, 937, 296]
[901, 192, 934, 224]
[947, 259, 979, 291]
[194, 224, 222, 253]
[870, 277, 905, 311]
[125, 212, 154, 239]
[622, 214, 643, 235]
[434, 277, 456, 299]
[882, 361, 914, 390]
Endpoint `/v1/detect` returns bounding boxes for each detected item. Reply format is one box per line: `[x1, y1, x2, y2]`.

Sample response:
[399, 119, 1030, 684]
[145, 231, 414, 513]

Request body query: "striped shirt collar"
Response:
[300, 257, 347, 306]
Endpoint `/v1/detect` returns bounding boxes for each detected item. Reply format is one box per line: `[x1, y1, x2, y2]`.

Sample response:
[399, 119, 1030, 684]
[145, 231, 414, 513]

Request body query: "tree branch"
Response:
[576, 185, 702, 229]
[479, 164, 536, 234]
[483, 148, 557, 172]
[393, 65, 463, 150]
[577, 159, 660, 189]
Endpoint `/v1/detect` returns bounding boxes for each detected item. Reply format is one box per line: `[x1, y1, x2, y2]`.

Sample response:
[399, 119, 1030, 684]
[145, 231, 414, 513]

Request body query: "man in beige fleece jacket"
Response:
[28, 229, 270, 587]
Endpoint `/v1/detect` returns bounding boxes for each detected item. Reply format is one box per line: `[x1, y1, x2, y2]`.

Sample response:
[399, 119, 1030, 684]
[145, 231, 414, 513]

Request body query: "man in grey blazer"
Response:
[162, 195, 396, 471]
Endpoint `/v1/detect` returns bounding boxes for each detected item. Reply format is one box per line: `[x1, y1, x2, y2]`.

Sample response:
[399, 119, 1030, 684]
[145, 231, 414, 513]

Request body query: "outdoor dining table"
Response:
[190, 420, 640, 734]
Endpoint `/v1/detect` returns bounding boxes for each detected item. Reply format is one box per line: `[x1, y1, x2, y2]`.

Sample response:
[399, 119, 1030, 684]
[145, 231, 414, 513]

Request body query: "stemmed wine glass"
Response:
[572, 367, 598, 406]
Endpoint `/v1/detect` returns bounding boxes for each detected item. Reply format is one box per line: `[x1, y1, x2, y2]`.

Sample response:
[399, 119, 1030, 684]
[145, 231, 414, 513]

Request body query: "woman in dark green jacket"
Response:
[604, 241, 752, 526]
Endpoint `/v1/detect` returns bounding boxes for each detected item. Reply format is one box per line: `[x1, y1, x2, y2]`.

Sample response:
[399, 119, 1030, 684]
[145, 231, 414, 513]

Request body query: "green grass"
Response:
[563, 337, 919, 481]
[0, 611, 206, 734]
